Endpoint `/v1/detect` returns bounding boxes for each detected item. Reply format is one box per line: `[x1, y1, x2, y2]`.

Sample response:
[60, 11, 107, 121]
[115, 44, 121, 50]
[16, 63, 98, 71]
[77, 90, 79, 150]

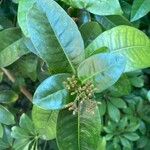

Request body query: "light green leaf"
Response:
[18, 0, 36, 36]
[77, 53, 126, 93]
[108, 102, 120, 122]
[131, 0, 150, 21]
[0, 90, 18, 103]
[123, 133, 140, 141]
[120, 137, 131, 148]
[0, 105, 15, 125]
[33, 74, 71, 110]
[95, 15, 132, 30]
[62, 0, 122, 15]
[80, 21, 102, 48]
[110, 98, 127, 109]
[27, 0, 85, 73]
[86, 25, 150, 72]
[130, 76, 144, 87]
[57, 100, 101, 150]
[32, 106, 58, 140]
[97, 138, 106, 150]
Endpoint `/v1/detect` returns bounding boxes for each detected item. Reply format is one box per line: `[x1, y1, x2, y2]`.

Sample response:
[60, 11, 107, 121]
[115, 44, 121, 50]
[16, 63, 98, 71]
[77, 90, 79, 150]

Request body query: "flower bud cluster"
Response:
[64, 75, 97, 115]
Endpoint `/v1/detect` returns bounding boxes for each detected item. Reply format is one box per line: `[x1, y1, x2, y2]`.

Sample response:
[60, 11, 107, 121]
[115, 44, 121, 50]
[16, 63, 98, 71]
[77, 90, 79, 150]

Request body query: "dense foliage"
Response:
[0, 0, 150, 149]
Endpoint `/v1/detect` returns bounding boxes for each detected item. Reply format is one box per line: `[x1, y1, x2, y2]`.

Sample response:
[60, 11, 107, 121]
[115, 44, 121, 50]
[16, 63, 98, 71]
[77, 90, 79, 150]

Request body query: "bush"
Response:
[0, 0, 150, 149]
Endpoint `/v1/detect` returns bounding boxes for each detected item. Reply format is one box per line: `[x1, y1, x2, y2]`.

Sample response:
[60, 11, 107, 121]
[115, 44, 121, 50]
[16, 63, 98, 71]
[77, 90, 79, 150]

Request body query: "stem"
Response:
[1, 67, 33, 102]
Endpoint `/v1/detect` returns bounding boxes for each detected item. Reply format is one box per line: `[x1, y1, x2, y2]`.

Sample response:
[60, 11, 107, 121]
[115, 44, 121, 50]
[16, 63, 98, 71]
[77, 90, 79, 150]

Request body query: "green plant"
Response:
[0, 0, 150, 149]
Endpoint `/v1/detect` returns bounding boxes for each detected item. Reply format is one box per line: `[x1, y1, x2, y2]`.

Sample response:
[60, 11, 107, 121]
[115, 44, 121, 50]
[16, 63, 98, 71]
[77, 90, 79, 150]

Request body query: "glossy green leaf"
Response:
[33, 74, 71, 110]
[86, 25, 150, 72]
[95, 15, 132, 30]
[0, 105, 15, 125]
[0, 90, 18, 103]
[32, 106, 58, 140]
[131, 0, 150, 21]
[108, 102, 120, 122]
[18, 0, 35, 36]
[27, 0, 85, 73]
[57, 100, 101, 150]
[80, 21, 102, 48]
[62, 0, 122, 16]
[110, 98, 127, 109]
[77, 53, 126, 93]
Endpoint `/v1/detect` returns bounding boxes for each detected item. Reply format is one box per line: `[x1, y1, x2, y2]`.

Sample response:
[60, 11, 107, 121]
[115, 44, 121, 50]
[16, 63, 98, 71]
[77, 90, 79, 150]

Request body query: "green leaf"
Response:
[123, 133, 140, 141]
[80, 21, 102, 48]
[0, 123, 3, 138]
[33, 74, 71, 110]
[77, 53, 126, 93]
[0, 28, 29, 67]
[0, 90, 18, 103]
[95, 15, 132, 30]
[120, 137, 131, 148]
[110, 98, 127, 109]
[108, 74, 131, 97]
[97, 138, 106, 150]
[62, 0, 123, 15]
[0, 105, 15, 125]
[86, 25, 150, 72]
[130, 76, 144, 87]
[57, 100, 101, 150]
[19, 114, 35, 135]
[18, 0, 36, 36]
[107, 102, 120, 122]
[32, 106, 58, 140]
[131, 0, 150, 21]
[27, 0, 85, 73]
[98, 100, 106, 116]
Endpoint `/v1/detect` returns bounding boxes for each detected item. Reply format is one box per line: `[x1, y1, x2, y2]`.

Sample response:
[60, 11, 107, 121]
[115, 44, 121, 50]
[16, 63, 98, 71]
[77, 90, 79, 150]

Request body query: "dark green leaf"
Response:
[131, 0, 150, 21]
[33, 74, 71, 110]
[0, 90, 18, 103]
[80, 21, 102, 48]
[77, 53, 126, 93]
[0, 105, 15, 125]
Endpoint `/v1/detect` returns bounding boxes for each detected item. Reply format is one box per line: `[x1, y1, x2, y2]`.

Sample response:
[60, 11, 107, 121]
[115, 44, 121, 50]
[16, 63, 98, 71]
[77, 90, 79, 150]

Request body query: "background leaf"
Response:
[62, 0, 122, 15]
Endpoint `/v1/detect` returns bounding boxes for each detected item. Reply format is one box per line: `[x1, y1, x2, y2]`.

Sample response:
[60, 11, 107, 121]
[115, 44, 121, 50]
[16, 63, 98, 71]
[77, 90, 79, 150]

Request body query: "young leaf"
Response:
[0, 105, 15, 125]
[33, 74, 71, 110]
[86, 25, 150, 72]
[57, 101, 101, 150]
[77, 53, 126, 93]
[107, 102, 120, 122]
[62, 0, 123, 16]
[32, 106, 58, 140]
[131, 0, 150, 21]
[27, 0, 85, 73]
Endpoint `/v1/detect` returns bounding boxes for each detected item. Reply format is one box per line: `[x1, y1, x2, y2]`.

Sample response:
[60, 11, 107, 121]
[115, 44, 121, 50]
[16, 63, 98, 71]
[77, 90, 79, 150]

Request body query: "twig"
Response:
[1, 67, 33, 102]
